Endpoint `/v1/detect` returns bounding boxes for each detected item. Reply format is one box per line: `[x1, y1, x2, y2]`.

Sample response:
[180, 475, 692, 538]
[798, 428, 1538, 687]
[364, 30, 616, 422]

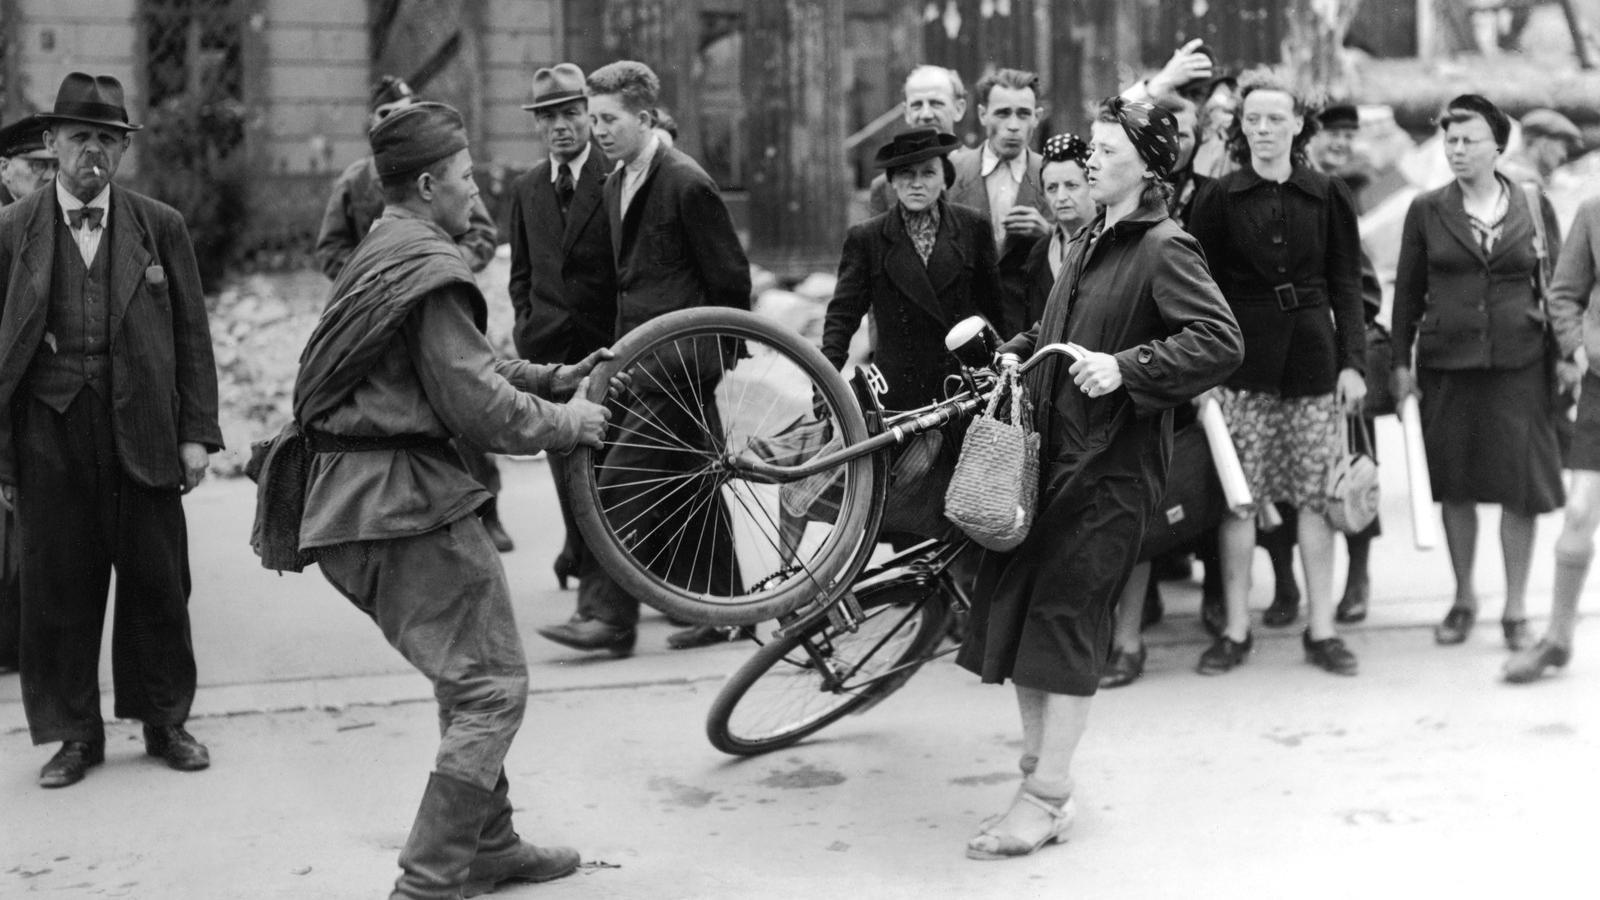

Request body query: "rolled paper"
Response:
[1200, 398, 1253, 515]
[1398, 394, 1440, 549]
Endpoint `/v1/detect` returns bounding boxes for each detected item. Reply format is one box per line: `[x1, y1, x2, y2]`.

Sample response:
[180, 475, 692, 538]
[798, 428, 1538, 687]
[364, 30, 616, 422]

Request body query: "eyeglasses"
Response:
[1443, 136, 1492, 149]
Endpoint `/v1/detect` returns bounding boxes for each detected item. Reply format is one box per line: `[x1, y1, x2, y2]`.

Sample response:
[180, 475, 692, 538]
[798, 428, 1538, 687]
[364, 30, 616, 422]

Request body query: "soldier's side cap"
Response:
[370, 102, 469, 178]
[0, 115, 56, 159]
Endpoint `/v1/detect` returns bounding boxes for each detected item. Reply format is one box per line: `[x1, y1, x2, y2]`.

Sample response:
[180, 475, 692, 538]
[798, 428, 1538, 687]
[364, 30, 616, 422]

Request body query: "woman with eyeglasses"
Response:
[1391, 94, 1567, 653]
[958, 97, 1240, 861]
[1186, 69, 1368, 677]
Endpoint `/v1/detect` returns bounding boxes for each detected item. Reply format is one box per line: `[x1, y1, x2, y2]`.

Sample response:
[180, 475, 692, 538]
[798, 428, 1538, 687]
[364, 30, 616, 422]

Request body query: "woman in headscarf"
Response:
[1186, 68, 1367, 678]
[1019, 133, 1093, 329]
[957, 97, 1242, 860]
[1391, 94, 1566, 652]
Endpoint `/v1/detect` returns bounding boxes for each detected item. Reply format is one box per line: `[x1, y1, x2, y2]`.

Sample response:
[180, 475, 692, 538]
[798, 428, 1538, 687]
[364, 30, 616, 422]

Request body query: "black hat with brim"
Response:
[874, 127, 960, 171]
[38, 72, 141, 132]
[0, 115, 56, 158]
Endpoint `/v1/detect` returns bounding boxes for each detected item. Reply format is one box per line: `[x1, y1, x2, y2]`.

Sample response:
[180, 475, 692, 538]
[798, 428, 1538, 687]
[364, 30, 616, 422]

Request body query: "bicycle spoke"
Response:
[672, 338, 724, 450]
[603, 463, 721, 540]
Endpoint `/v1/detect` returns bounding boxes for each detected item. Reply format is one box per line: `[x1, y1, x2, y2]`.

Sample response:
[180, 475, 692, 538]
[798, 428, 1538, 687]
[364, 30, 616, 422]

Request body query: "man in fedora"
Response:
[0, 114, 59, 207]
[507, 63, 616, 593]
[314, 75, 517, 553]
[295, 100, 610, 898]
[536, 59, 750, 656]
[0, 72, 222, 787]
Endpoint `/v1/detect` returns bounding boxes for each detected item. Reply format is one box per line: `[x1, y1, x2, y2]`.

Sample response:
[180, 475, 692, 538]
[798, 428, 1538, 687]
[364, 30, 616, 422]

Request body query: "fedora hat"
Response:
[38, 72, 141, 132]
[523, 63, 587, 111]
[874, 127, 959, 171]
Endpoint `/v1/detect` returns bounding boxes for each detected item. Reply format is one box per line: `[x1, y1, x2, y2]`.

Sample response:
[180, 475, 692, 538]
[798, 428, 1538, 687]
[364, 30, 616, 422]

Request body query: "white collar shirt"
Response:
[619, 134, 661, 219]
[549, 143, 592, 186]
[56, 178, 111, 265]
[981, 143, 1027, 250]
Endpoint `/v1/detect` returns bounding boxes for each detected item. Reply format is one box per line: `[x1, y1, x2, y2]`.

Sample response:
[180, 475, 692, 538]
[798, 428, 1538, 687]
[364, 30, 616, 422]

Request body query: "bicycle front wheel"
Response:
[705, 578, 951, 756]
[569, 307, 878, 626]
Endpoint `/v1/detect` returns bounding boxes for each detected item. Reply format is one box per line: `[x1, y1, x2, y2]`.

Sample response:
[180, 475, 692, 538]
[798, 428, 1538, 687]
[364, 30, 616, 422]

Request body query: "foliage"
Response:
[140, 88, 251, 291]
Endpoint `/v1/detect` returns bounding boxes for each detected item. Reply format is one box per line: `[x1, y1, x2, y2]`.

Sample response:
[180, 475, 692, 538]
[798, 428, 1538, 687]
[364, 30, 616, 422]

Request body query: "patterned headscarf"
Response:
[1041, 133, 1090, 168]
[1103, 96, 1181, 179]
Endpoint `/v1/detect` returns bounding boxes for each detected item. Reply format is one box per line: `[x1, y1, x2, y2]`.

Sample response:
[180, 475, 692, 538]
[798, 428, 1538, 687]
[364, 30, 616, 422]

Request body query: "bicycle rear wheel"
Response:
[569, 307, 878, 626]
[705, 578, 951, 756]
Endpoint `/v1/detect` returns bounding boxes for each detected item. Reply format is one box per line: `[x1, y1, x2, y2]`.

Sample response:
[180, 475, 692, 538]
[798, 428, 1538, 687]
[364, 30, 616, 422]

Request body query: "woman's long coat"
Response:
[821, 199, 1005, 411]
[957, 200, 1243, 696]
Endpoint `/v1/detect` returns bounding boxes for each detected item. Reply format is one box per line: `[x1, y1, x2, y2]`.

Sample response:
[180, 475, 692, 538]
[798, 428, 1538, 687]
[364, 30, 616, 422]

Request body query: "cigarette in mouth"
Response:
[92, 165, 104, 177]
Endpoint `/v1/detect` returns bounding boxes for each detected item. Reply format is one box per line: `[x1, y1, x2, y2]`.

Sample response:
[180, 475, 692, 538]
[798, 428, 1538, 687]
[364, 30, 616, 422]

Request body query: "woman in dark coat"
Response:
[1391, 94, 1567, 652]
[822, 128, 1004, 412]
[1018, 133, 1094, 330]
[957, 98, 1242, 860]
[1185, 69, 1367, 678]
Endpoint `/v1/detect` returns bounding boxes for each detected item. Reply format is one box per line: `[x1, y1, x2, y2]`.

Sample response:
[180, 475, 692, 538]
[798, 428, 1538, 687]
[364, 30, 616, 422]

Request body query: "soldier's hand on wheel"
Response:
[568, 377, 612, 449]
[179, 442, 209, 493]
[553, 347, 617, 400]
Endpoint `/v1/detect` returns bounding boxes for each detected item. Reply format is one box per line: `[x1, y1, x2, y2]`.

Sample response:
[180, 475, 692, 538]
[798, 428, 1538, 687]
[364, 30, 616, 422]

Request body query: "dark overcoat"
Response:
[957, 200, 1243, 696]
[507, 147, 616, 364]
[0, 185, 222, 489]
[821, 199, 1004, 412]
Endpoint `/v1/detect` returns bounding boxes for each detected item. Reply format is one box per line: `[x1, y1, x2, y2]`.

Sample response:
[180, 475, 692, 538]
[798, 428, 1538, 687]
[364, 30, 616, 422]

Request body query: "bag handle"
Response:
[984, 366, 1028, 428]
[1343, 413, 1374, 457]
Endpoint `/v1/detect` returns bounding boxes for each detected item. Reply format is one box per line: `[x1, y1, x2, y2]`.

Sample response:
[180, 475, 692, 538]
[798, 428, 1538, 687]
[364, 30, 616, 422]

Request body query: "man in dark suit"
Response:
[507, 63, 616, 593]
[0, 114, 57, 676]
[536, 59, 751, 656]
[314, 76, 517, 553]
[0, 73, 222, 788]
[947, 68, 1051, 338]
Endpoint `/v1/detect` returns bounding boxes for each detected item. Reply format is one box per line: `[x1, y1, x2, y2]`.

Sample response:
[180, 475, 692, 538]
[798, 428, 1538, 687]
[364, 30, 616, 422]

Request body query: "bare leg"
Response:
[973, 687, 1088, 851]
[1016, 683, 1045, 771]
[1544, 471, 1600, 647]
[1218, 514, 1256, 641]
[1297, 510, 1338, 640]
[1500, 510, 1537, 621]
[1441, 501, 1480, 610]
[1112, 563, 1150, 653]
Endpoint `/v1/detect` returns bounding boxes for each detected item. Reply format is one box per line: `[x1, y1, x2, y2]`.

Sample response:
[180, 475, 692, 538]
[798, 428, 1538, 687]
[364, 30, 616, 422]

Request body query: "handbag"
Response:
[944, 366, 1040, 551]
[1138, 421, 1225, 561]
[1324, 414, 1380, 535]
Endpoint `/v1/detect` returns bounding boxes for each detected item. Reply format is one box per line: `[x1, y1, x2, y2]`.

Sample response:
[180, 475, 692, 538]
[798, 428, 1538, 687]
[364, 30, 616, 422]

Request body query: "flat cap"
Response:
[370, 102, 469, 178]
[1521, 108, 1581, 145]
[0, 115, 55, 159]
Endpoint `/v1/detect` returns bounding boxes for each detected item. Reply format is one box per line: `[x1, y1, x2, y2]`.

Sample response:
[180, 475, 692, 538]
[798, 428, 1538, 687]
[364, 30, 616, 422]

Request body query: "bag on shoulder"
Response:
[1324, 414, 1380, 535]
[246, 420, 314, 573]
[944, 367, 1040, 551]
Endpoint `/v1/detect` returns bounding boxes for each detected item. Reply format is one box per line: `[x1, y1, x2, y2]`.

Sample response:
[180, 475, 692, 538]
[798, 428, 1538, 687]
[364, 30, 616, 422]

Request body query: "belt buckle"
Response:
[1274, 283, 1300, 311]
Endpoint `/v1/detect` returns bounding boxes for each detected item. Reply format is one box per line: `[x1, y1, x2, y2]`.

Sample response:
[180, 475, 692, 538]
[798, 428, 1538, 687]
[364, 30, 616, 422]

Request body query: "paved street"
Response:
[3, 419, 1597, 899]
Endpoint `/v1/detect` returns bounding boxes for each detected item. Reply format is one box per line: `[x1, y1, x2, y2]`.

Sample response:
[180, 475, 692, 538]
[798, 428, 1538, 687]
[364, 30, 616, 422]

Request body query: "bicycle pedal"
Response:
[825, 591, 866, 633]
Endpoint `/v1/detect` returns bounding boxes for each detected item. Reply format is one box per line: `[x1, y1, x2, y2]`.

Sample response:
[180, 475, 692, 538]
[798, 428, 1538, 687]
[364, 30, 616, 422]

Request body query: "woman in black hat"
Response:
[957, 97, 1241, 860]
[1391, 94, 1568, 653]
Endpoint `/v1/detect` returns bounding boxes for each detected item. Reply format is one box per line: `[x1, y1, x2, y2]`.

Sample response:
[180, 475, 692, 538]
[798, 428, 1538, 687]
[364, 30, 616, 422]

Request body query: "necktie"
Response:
[556, 165, 575, 219]
[68, 207, 104, 231]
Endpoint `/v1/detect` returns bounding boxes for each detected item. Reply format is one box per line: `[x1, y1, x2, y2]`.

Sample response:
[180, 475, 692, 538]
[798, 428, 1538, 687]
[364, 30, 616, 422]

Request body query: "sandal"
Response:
[966, 791, 1077, 861]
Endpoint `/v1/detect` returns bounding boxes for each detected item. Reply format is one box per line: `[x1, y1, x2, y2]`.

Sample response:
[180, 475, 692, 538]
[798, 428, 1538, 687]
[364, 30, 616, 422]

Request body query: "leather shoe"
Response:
[1262, 579, 1301, 628]
[483, 515, 515, 553]
[1303, 631, 1358, 676]
[666, 623, 752, 650]
[39, 740, 104, 788]
[1501, 618, 1533, 652]
[1503, 640, 1572, 684]
[1434, 606, 1476, 645]
[144, 724, 210, 771]
[1099, 645, 1146, 689]
[1197, 632, 1253, 675]
[1335, 576, 1369, 624]
[464, 842, 580, 896]
[537, 616, 635, 657]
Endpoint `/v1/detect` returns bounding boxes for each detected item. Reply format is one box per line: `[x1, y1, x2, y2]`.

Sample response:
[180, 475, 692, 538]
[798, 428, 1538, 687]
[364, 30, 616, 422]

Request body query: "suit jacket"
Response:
[314, 156, 498, 281]
[606, 143, 751, 341]
[1392, 174, 1561, 371]
[0, 184, 222, 488]
[821, 199, 1004, 412]
[508, 147, 616, 364]
[947, 145, 1050, 338]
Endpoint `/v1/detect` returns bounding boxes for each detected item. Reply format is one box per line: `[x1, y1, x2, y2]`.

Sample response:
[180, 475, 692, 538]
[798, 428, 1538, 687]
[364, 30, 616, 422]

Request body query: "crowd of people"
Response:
[0, 38, 1594, 894]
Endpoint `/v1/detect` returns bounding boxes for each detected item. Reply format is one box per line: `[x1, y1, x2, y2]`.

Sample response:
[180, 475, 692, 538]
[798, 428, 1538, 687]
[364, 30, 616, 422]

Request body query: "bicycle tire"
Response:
[705, 577, 952, 756]
[569, 307, 878, 626]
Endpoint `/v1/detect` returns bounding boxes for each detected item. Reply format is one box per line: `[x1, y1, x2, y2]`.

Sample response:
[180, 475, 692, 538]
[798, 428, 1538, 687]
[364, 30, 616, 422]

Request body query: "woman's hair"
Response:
[1439, 94, 1510, 152]
[1225, 67, 1317, 168]
[1092, 101, 1176, 211]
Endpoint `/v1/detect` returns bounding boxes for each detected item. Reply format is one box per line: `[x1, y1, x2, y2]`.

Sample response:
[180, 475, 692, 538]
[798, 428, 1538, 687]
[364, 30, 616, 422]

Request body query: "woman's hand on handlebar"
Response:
[1070, 352, 1122, 398]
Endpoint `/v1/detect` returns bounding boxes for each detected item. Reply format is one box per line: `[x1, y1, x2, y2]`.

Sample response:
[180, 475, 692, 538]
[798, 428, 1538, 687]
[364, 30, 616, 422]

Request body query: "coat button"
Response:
[1137, 348, 1153, 364]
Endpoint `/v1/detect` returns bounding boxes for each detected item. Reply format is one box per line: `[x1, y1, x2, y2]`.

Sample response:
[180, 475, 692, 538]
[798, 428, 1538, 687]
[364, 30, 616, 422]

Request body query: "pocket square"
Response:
[145, 265, 166, 286]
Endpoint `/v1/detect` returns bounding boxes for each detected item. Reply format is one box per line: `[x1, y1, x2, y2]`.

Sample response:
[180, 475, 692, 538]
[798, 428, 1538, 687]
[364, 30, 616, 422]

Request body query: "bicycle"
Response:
[566, 307, 1083, 754]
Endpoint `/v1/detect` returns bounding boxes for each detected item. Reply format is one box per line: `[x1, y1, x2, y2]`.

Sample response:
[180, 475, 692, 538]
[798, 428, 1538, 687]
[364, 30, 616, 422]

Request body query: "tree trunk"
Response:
[1281, 0, 1363, 100]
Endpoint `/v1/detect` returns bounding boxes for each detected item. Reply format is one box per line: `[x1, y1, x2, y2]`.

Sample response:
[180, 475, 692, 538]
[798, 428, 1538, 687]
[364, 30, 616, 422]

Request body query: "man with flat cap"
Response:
[0, 113, 57, 677]
[1505, 108, 1583, 189]
[507, 63, 616, 593]
[0, 72, 222, 787]
[295, 100, 612, 899]
[314, 75, 517, 553]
